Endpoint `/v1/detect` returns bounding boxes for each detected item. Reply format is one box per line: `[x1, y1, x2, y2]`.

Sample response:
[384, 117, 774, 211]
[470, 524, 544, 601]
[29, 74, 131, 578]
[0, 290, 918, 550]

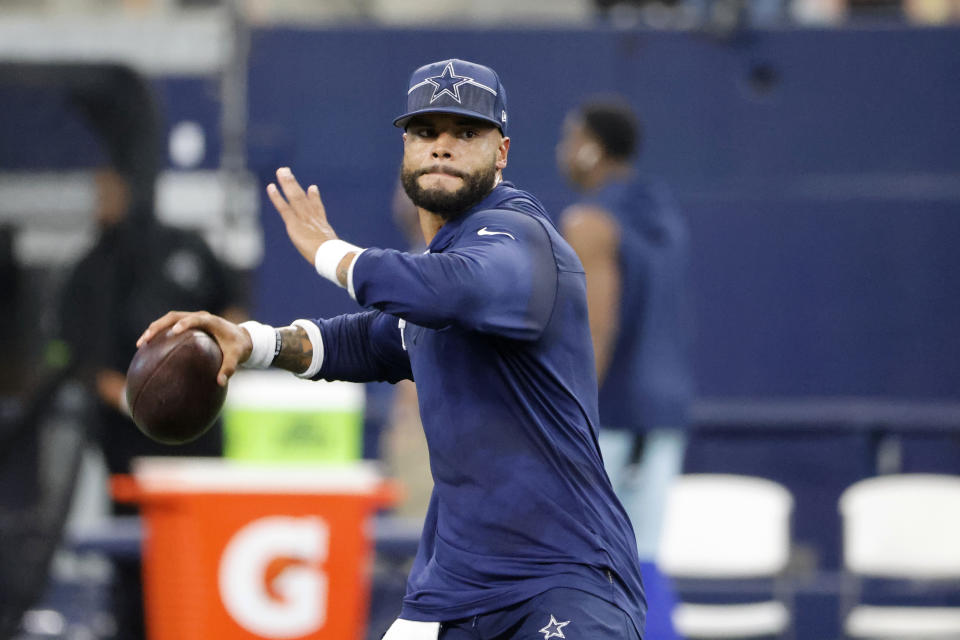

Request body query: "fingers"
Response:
[217, 360, 237, 387]
[276, 167, 309, 207]
[266, 182, 293, 220]
[137, 310, 216, 346]
[137, 311, 189, 347]
[266, 167, 337, 264]
[137, 310, 243, 388]
[308, 184, 322, 207]
[276, 168, 301, 194]
[267, 168, 327, 225]
[169, 311, 217, 337]
[265, 168, 301, 221]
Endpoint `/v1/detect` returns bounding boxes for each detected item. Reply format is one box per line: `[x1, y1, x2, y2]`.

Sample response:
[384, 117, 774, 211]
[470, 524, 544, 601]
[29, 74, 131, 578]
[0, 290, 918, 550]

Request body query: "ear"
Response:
[496, 136, 511, 170]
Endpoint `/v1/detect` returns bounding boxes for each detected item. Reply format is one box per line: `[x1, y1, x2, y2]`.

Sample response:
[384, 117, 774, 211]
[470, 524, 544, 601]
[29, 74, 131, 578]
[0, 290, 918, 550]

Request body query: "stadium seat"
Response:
[658, 474, 794, 639]
[839, 474, 960, 639]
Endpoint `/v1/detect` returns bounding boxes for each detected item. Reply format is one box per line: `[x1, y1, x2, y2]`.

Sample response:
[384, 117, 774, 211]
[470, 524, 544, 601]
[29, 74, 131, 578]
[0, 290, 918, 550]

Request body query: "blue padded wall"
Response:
[246, 26, 960, 399]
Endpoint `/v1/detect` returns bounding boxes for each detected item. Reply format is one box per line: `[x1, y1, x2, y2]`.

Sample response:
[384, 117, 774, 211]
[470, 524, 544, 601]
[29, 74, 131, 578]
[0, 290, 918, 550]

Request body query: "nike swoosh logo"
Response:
[477, 227, 516, 240]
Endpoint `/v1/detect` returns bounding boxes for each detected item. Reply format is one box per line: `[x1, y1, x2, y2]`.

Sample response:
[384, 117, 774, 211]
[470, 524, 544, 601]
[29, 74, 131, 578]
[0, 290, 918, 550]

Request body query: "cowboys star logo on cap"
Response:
[395, 59, 509, 134]
[426, 62, 469, 103]
[408, 61, 498, 105]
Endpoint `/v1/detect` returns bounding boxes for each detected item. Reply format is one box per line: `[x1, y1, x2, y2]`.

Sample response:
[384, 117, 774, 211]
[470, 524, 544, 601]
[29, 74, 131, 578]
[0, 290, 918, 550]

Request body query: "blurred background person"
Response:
[557, 97, 694, 561]
[59, 163, 243, 472]
[58, 66, 243, 483]
[56, 65, 244, 640]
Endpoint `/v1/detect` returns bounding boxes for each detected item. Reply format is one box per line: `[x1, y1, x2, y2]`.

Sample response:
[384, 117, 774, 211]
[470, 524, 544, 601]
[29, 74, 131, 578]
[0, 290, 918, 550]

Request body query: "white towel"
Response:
[381, 618, 441, 640]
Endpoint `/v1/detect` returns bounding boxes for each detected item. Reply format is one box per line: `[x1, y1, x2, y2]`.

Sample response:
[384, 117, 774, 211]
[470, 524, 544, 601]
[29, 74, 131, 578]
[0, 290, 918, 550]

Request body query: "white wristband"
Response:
[291, 319, 324, 378]
[315, 239, 364, 287]
[239, 320, 278, 369]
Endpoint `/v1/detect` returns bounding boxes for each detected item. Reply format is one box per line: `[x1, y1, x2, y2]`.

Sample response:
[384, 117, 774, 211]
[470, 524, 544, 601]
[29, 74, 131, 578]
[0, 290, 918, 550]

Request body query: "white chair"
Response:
[658, 474, 795, 639]
[839, 474, 960, 639]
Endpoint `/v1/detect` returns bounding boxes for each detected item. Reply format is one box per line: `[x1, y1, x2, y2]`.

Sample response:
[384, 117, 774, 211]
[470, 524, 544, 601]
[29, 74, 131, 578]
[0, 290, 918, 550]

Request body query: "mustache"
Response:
[416, 165, 468, 180]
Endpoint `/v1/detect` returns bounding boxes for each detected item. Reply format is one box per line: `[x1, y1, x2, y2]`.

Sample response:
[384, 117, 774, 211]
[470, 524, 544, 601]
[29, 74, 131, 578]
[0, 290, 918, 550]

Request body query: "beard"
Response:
[400, 159, 498, 219]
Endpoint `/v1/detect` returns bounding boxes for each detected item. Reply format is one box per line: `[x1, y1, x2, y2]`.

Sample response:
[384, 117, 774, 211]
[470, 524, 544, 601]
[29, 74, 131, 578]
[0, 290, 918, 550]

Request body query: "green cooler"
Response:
[223, 370, 365, 462]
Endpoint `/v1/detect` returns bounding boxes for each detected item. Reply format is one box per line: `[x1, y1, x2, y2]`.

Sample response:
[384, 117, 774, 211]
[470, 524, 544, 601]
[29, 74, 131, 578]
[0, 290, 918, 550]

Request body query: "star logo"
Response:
[408, 62, 498, 105]
[539, 615, 570, 639]
[425, 62, 472, 103]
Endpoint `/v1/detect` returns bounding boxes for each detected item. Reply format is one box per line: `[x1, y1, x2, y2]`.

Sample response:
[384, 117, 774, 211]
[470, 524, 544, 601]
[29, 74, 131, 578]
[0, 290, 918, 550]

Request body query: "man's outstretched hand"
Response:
[267, 167, 338, 264]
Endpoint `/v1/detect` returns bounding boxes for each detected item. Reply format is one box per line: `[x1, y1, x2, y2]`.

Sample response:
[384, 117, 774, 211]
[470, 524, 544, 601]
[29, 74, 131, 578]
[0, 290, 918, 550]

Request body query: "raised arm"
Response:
[264, 168, 557, 340]
[351, 211, 557, 339]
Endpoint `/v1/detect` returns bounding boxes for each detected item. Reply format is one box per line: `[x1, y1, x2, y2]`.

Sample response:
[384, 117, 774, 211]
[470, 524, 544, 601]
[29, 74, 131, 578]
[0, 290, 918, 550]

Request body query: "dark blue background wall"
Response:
[246, 26, 960, 400]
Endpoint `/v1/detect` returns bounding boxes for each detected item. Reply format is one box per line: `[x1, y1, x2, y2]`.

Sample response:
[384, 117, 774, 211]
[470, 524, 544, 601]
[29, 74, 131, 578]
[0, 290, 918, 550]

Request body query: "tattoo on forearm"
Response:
[336, 253, 355, 287]
[274, 326, 313, 374]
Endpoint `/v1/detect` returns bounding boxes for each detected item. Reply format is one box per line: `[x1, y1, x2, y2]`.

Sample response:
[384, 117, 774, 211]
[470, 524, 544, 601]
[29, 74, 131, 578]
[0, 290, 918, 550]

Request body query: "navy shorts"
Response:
[439, 587, 641, 640]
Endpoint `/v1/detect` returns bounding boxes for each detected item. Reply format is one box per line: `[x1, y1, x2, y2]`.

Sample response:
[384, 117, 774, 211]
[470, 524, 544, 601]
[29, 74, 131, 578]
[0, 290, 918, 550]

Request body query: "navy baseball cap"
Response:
[394, 59, 508, 135]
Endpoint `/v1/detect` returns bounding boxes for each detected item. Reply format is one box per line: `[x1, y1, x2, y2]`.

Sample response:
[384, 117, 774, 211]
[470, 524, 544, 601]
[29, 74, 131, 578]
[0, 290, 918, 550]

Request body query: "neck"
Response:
[418, 209, 447, 246]
[418, 172, 503, 246]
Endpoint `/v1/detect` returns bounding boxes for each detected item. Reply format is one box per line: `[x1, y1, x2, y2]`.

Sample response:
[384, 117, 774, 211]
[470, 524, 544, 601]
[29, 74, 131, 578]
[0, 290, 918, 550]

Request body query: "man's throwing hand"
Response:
[136, 311, 251, 387]
[267, 167, 338, 264]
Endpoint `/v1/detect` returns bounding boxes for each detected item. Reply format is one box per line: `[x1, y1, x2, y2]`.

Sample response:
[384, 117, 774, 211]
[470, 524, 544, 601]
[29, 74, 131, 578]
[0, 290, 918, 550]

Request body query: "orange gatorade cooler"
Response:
[114, 458, 397, 640]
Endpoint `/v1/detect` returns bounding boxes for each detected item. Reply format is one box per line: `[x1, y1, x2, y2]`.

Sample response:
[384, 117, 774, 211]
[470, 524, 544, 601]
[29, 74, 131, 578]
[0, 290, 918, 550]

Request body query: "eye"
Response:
[461, 129, 478, 139]
[410, 127, 434, 138]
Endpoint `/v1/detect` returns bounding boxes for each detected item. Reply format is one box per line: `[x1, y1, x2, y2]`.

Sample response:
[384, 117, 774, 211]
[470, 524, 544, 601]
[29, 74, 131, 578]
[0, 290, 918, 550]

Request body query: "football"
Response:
[125, 328, 227, 444]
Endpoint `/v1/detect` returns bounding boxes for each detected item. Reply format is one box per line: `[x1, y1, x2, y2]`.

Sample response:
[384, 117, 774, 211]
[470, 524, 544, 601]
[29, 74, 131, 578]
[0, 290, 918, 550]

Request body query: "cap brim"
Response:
[393, 107, 504, 132]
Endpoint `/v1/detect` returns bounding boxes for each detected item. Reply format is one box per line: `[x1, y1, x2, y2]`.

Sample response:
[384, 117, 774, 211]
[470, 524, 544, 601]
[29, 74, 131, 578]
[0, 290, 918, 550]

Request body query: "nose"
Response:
[431, 131, 456, 159]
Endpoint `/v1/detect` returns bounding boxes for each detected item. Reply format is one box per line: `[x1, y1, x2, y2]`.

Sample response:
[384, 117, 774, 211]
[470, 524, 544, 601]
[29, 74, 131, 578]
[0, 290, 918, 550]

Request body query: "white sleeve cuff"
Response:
[291, 319, 324, 378]
[314, 239, 364, 289]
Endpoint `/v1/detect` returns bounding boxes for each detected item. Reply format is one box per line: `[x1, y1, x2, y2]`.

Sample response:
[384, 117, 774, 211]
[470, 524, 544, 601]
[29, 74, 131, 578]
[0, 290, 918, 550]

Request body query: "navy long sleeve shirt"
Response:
[307, 182, 646, 634]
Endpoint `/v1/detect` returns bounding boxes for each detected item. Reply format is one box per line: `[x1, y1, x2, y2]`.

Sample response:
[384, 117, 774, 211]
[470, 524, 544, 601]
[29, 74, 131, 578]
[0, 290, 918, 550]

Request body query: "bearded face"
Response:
[400, 153, 499, 219]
